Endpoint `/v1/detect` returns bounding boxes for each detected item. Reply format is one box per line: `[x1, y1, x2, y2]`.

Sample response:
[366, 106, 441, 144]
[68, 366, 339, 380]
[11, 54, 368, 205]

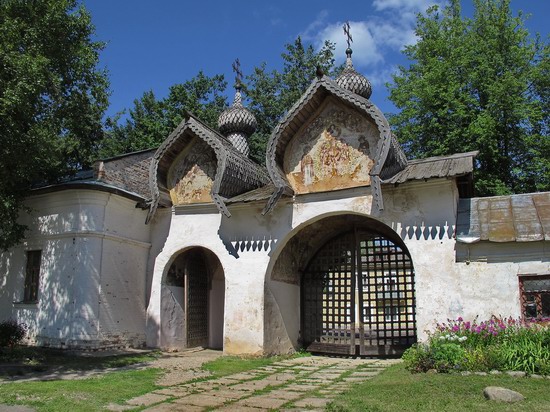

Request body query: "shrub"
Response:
[0, 319, 28, 347]
[404, 316, 550, 375]
[431, 342, 466, 372]
[402, 343, 434, 373]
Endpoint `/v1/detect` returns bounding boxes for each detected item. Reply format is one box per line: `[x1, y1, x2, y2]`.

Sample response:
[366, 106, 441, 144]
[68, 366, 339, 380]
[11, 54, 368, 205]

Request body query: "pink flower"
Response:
[457, 317, 463, 322]
[452, 325, 459, 332]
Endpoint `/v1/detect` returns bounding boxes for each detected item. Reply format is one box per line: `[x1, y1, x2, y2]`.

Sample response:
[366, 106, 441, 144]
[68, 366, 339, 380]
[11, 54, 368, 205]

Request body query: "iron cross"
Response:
[343, 21, 353, 49]
[232, 58, 243, 86]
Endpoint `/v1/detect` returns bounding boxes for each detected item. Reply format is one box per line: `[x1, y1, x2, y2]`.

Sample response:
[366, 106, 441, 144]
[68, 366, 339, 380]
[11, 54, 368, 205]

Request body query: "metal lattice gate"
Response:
[302, 230, 416, 356]
[185, 250, 209, 348]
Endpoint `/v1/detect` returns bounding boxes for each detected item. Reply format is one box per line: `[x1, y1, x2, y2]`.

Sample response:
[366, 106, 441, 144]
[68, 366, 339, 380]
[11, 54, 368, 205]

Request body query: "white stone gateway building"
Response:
[1, 48, 549, 356]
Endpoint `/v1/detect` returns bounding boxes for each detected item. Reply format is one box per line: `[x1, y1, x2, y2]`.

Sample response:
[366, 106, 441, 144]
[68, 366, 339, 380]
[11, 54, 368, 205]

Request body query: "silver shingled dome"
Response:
[218, 86, 257, 156]
[335, 48, 372, 99]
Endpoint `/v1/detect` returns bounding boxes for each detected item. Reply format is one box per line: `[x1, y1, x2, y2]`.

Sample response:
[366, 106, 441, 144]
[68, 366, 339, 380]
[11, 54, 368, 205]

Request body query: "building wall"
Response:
[147, 178, 549, 355]
[5, 180, 546, 353]
[146, 201, 295, 354]
[0, 190, 151, 348]
[261, 178, 549, 352]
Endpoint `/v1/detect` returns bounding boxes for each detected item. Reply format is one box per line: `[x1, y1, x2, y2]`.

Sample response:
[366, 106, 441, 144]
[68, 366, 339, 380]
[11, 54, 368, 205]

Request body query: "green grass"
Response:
[0, 368, 162, 411]
[201, 352, 309, 377]
[0, 346, 161, 377]
[328, 363, 550, 412]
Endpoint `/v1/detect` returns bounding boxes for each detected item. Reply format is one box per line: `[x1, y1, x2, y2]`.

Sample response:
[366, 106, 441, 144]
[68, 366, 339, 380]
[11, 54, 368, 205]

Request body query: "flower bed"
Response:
[402, 316, 550, 375]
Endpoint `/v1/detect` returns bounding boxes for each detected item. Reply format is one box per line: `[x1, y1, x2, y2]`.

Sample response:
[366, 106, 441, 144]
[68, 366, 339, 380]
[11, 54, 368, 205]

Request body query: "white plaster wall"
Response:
[10, 236, 103, 347]
[264, 280, 300, 354]
[417, 241, 550, 339]
[147, 202, 293, 355]
[167, 286, 185, 308]
[1, 190, 152, 348]
[263, 179, 460, 351]
[220, 203, 293, 355]
[97, 196, 150, 346]
[146, 208, 172, 307]
[209, 278, 225, 349]
[146, 179, 549, 355]
[0, 248, 26, 324]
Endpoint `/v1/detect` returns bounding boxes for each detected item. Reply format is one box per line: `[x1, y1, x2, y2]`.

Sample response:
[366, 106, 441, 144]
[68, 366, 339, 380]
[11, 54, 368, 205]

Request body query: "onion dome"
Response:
[218, 82, 257, 157]
[336, 47, 372, 99]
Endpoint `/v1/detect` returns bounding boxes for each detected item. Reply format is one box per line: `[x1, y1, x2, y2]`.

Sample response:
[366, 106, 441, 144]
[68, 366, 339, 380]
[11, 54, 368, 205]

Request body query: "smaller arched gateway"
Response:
[302, 225, 416, 356]
[160, 247, 225, 350]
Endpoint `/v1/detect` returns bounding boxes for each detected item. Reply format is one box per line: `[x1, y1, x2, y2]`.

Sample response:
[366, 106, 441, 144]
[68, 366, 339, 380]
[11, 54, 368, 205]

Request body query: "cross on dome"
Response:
[335, 21, 372, 99]
[217, 59, 257, 156]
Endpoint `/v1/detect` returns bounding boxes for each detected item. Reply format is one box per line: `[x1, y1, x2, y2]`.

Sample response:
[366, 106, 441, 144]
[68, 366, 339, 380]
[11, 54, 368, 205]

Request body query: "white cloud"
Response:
[314, 21, 384, 67]
[300, 10, 330, 42]
[365, 66, 398, 88]
[300, 0, 444, 71]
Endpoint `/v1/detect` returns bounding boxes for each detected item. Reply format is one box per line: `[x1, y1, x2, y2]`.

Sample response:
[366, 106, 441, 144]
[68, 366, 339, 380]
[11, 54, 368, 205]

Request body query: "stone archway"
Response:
[160, 247, 224, 350]
[266, 214, 416, 356]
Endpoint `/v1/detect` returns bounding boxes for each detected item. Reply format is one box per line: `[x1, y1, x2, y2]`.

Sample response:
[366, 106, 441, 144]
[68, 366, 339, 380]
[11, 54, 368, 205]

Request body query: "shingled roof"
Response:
[456, 192, 550, 243]
[263, 75, 408, 214]
[31, 148, 156, 202]
[383, 151, 478, 184]
[147, 113, 269, 222]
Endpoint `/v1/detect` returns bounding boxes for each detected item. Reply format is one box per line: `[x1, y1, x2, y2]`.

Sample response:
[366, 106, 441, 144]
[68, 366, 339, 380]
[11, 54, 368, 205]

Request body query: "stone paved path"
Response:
[112, 356, 400, 412]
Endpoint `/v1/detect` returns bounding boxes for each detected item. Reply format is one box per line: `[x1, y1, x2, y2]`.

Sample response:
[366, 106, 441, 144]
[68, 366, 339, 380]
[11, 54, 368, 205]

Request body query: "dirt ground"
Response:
[146, 348, 223, 386]
[0, 347, 223, 385]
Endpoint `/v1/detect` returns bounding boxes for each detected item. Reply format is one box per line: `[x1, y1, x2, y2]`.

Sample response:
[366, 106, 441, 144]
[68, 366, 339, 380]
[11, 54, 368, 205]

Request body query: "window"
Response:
[23, 250, 42, 302]
[519, 275, 550, 320]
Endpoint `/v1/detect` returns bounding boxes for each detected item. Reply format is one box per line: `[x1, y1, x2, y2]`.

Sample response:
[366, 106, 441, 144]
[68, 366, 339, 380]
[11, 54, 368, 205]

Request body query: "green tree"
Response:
[102, 37, 337, 166]
[244, 37, 337, 164]
[0, 0, 109, 250]
[100, 72, 227, 157]
[388, 0, 549, 196]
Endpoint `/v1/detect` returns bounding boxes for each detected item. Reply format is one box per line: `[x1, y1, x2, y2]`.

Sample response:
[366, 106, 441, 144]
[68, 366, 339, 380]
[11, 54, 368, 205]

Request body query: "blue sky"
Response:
[83, 0, 549, 119]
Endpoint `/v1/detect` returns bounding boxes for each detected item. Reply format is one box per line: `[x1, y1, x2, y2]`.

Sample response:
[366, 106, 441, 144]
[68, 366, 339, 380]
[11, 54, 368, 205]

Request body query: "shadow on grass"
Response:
[0, 346, 161, 378]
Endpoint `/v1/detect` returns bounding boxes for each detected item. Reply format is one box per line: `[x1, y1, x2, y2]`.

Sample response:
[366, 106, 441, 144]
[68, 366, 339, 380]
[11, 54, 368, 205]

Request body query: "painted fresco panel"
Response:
[284, 102, 378, 194]
[168, 140, 216, 205]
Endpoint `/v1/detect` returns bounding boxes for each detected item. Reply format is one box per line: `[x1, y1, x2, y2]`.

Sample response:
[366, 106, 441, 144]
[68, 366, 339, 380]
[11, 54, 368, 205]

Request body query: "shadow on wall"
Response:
[0, 250, 20, 318]
[224, 237, 276, 257]
[16, 234, 100, 347]
[397, 222, 454, 241]
[217, 205, 293, 259]
[9, 199, 147, 349]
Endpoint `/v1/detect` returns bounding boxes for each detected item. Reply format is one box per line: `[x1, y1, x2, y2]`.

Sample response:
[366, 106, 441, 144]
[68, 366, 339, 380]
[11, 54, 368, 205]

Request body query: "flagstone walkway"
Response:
[114, 356, 400, 412]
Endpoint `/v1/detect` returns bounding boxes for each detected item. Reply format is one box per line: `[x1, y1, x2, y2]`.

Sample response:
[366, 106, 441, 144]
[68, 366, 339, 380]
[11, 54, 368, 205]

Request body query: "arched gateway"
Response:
[161, 247, 224, 350]
[301, 226, 416, 356]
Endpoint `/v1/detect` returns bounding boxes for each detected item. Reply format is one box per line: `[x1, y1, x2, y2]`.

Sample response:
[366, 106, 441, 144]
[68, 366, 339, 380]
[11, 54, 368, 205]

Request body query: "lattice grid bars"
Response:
[357, 234, 416, 352]
[302, 230, 416, 355]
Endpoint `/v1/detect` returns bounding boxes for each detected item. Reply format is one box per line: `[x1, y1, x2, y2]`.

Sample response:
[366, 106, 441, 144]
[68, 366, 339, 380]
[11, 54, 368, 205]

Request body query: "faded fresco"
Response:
[284, 102, 378, 194]
[168, 140, 217, 205]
